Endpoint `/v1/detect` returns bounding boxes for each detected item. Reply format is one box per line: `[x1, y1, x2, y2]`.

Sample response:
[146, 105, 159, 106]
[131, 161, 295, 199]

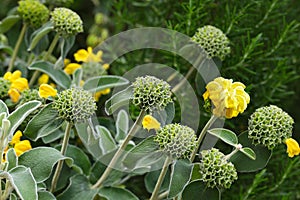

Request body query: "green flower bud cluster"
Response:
[191, 25, 230, 60]
[154, 123, 197, 159]
[50, 7, 83, 36]
[248, 105, 294, 150]
[45, 0, 74, 7]
[0, 78, 10, 98]
[82, 62, 107, 80]
[18, 0, 49, 28]
[200, 148, 238, 189]
[132, 76, 172, 112]
[18, 89, 42, 105]
[53, 88, 97, 123]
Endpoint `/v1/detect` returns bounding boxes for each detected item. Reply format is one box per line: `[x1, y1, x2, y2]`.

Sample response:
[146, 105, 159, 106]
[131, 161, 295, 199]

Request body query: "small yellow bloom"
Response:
[64, 63, 82, 75]
[142, 115, 161, 131]
[285, 138, 300, 158]
[10, 130, 22, 145]
[14, 140, 32, 156]
[103, 63, 110, 70]
[74, 47, 103, 63]
[38, 74, 49, 85]
[10, 77, 29, 92]
[64, 58, 71, 66]
[3, 70, 22, 82]
[39, 84, 57, 98]
[94, 88, 110, 101]
[8, 88, 21, 103]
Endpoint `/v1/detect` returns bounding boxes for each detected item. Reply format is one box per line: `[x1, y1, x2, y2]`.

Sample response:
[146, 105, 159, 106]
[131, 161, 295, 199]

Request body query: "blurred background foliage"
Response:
[1, 0, 300, 199]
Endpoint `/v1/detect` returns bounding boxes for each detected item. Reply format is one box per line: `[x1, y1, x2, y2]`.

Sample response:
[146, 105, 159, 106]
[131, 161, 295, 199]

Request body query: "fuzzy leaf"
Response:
[182, 180, 220, 200]
[168, 159, 193, 198]
[0, 99, 8, 114]
[18, 147, 73, 182]
[28, 22, 54, 51]
[208, 128, 238, 146]
[115, 109, 129, 141]
[0, 15, 21, 33]
[54, 36, 75, 69]
[152, 102, 175, 126]
[24, 103, 63, 141]
[105, 86, 133, 115]
[239, 147, 256, 160]
[98, 187, 139, 200]
[37, 191, 56, 200]
[0, 44, 13, 55]
[72, 68, 83, 87]
[96, 125, 117, 154]
[6, 148, 17, 171]
[28, 61, 71, 89]
[83, 75, 129, 92]
[7, 100, 41, 138]
[145, 168, 171, 193]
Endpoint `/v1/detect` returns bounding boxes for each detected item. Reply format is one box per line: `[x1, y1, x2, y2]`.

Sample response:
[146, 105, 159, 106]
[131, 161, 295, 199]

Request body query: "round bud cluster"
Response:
[248, 105, 294, 150]
[132, 76, 172, 112]
[18, 0, 49, 28]
[0, 78, 10, 98]
[200, 148, 238, 189]
[18, 89, 42, 105]
[154, 123, 197, 159]
[191, 25, 230, 60]
[81, 62, 107, 80]
[53, 88, 97, 123]
[50, 7, 83, 36]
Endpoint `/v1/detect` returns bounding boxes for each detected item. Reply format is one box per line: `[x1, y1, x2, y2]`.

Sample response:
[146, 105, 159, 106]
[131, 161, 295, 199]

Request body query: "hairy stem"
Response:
[91, 110, 146, 189]
[50, 122, 73, 192]
[7, 24, 27, 72]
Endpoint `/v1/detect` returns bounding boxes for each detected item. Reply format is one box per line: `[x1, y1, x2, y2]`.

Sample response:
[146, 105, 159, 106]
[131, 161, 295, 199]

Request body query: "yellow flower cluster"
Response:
[3, 70, 29, 103]
[3, 131, 32, 162]
[203, 77, 250, 119]
[285, 138, 300, 158]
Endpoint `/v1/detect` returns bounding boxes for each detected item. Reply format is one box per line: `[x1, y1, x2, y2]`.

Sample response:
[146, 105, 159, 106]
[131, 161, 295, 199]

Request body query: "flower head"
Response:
[142, 115, 161, 131]
[50, 7, 83, 36]
[248, 105, 294, 150]
[203, 77, 250, 118]
[3, 70, 22, 82]
[18, 0, 49, 28]
[53, 88, 97, 123]
[285, 138, 300, 158]
[132, 76, 173, 112]
[191, 25, 230, 60]
[19, 89, 42, 105]
[38, 74, 49, 85]
[64, 63, 81, 75]
[38, 84, 57, 99]
[74, 47, 103, 63]
[8, 88, 21, 103]
[199, 148, 238, 189]
[10, 78, 29, 92]
[154, 123, 197, 159]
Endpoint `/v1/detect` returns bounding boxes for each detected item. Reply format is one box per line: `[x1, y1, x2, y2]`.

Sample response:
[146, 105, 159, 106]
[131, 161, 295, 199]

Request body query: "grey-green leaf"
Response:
[37, 191, 56, 200]
[105, 86, 133, 115]
[96, 125, 117, 154]
[28, 61, 71, 89]
[6, 148, 17, 171]
[0, 99, 8, 114]
[239, 147, 256, 160]
[24, 103, 63, 141]
[168, 159, 193, 198]
[182, 180, 221, 200]
[98, 187, 139, 200]
[208, 128, 238, 146]
[28, 22, 54, 51]
[18, 147, 73, 182]
[7, 100, 41, 138]
[0, 15, 21, 34]
[83, 75, 129, 92]
[115, 109, 129, 141]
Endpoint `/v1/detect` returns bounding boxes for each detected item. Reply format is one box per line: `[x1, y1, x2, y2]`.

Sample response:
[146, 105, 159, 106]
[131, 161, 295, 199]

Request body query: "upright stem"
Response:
[50, 122, 73, 192]
[29, 34, 60, 87]
[91, 110, 146, 189]
[149, 156, 172, 200]
[190, 115, 218, 161]
[7, 24, 28, 72]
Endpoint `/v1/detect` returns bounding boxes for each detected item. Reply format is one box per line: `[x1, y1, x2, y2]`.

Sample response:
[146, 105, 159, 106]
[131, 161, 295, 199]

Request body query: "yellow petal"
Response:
[38, 74, 49, 85]
[285, 138, 300, 158]
[10, 78, 29, 92]
[74, 49, 89, 62]
[142, 115, 161, 131]
[103, 63, 110, 70]
[14, 140, 32, 156]
[64, 63, 82, 74]
[3, 72, 12, 80]
[10, 130, 23, 145]
[202, 90, 209, 100]
[39, 84, 57, 98]
[4, 70, 22, 82]
[64, 58, 71, 66]
[8, 88, 20, 103]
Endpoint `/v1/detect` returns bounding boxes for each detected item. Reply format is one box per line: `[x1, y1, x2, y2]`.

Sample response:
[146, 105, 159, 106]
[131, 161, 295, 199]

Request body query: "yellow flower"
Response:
[3, 131, 32, 162]
[142, 115, 161, 131]
[38, 74, 49, 85]
[64, 63, 82, 75]
[103, 63, 110, 70]
[8, 88, 21, 103]
[285, 138, 300, 158]
[10, 77, 29, 92]
[39, 84, 57, 98]
[203, 77, 250, 119]
[3, 70, 22, 82]
[94, 88, 110, 101]
[74, 47, 103, 63]
[64, 58, 71, 66]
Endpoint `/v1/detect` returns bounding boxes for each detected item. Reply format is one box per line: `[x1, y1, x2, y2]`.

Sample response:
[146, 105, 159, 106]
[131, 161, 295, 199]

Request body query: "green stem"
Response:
[1, 181, 13, 200]
[190, 115, 218, 161]
[172, 67, 195, 93]
[149, 156, 172, 200]
[50, 122, 73, 192]
[7, 23, 28, 72]
[29, 33, 60, 87]
[157, 190, 169, 200]
[91, 110, 146, 189]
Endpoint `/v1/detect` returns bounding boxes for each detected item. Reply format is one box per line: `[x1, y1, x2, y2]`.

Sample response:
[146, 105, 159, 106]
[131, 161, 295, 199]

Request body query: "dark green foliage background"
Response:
[1, 0, 300, 199]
